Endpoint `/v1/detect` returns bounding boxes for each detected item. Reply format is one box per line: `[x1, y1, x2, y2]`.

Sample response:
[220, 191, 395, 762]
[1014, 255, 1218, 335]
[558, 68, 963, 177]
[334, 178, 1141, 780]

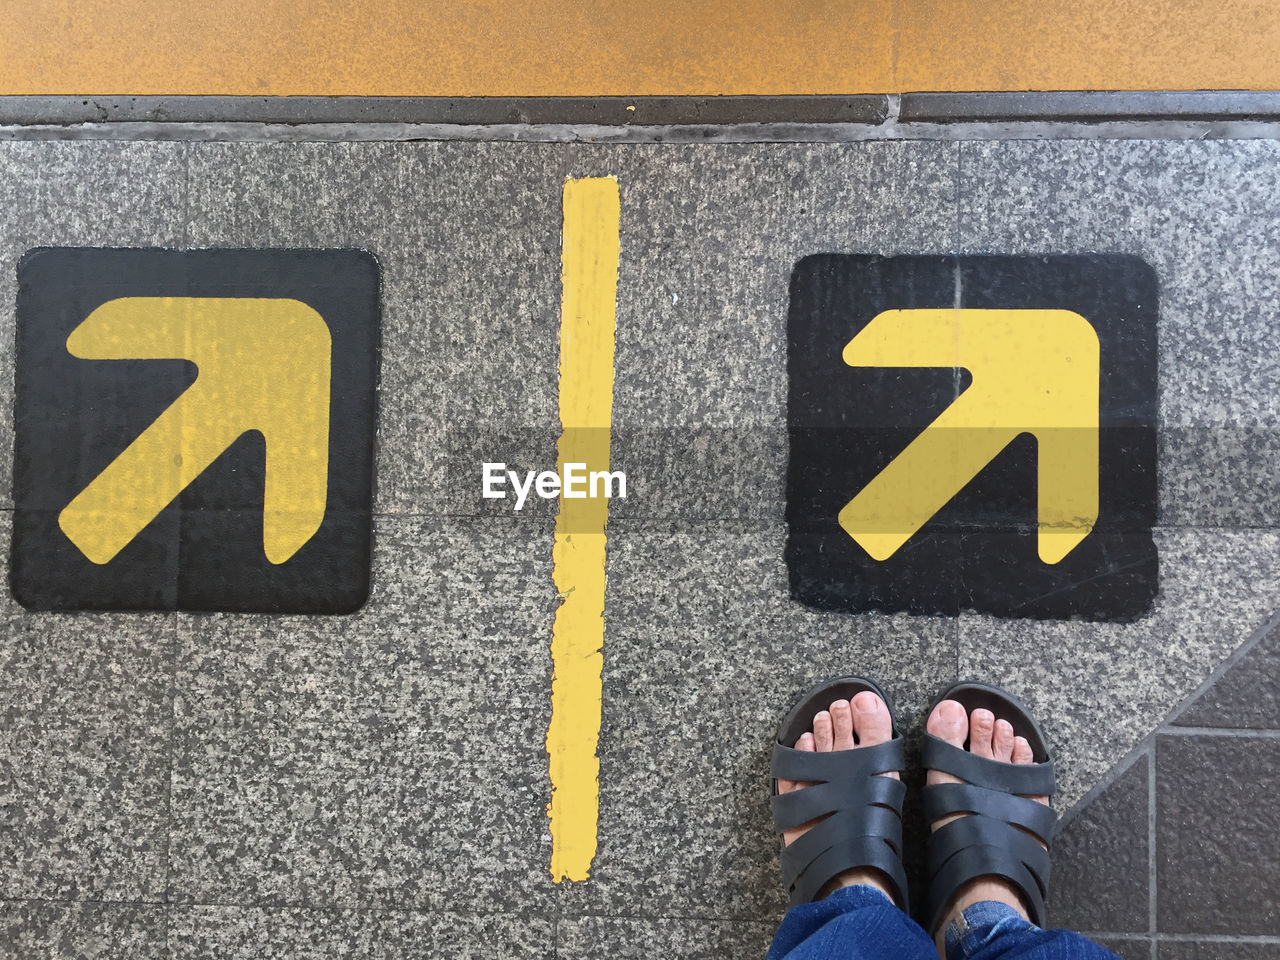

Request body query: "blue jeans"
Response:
[767, 886, 1121, 960]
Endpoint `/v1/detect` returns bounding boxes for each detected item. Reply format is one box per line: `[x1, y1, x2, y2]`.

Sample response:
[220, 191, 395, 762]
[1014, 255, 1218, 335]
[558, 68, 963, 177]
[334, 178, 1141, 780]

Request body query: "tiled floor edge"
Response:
[1163, 607, 1280, 727]
[1059, 605, 1280, 831]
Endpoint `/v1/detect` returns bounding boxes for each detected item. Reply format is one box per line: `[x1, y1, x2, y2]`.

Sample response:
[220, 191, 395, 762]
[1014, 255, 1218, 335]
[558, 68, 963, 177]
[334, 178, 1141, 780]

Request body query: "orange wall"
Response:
[2, 0, 1277, 96]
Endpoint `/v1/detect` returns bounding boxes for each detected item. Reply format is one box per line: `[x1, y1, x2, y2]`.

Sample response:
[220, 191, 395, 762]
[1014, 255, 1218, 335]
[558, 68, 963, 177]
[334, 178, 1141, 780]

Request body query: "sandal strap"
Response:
[923, 781, 1057, 844]
[923, 734, 1056, 796]
[927, 834, 1051, 929]
[770, 736, 908, 909]
[789, 829, 910, 907]
[772, 737, 904, 783]
[771, 771, 906, 830]
[923, 735, 1057, 932]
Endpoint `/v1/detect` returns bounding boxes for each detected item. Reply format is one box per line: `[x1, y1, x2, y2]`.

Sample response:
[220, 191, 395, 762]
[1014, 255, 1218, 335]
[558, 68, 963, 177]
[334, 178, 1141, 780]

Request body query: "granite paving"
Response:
[0, 137, 1278, 957]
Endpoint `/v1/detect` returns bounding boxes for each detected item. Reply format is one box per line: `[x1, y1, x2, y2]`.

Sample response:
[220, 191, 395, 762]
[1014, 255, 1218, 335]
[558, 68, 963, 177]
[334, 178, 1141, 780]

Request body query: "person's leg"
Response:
[768, 884, 935, 960]
[767, 691, 935, 960]
[942, 901, 1121, 960]
[927, 701, 1121, 960]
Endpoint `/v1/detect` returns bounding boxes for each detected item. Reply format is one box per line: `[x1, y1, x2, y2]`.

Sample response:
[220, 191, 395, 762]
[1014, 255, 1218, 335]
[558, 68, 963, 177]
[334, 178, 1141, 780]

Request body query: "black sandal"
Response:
[923, 682, 1058, 933]
[770, 676, 909, 909]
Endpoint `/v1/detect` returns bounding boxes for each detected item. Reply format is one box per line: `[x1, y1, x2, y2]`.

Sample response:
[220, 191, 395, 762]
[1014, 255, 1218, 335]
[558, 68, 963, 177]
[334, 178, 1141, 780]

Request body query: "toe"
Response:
[970, 709, 996, 759]
[927, 699, 969, 746]
[779, 731, 815, 795]
[813, 710, 834, 752]
[993, 719, 1016, 762]
[1012, 735, 1034, 766]
[830, 699, 855, 751]
[852, 691, 892, 746]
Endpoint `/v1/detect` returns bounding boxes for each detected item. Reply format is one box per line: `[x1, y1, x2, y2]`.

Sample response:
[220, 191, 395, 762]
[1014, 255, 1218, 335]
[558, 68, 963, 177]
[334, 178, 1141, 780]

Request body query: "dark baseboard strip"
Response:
[6, 92, 1280, 127]
[0, 95, 890, 126]
[7, 92, 1280, 142]
[900, 90, 1280, 123]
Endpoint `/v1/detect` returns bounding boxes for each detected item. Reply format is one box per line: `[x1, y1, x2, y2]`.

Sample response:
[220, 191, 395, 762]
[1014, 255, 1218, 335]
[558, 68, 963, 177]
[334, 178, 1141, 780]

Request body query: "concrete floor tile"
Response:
[1158, 943, 1280, 959]
[1160, 427, 1280, 529]
[1172, 618, 1280, 729]
[7, 134, 1280, 952]
[175, 611, 366, 730]
[365, 909, 554, 959]
[1052, 754, 1150, 932]
[170, 516, 556, 909]
[601, 521, 958, 743]
[1157, 734, 1280, 935]
[174, 517, 554, 749]
[169, 719, 369, 907]
[1091, 937, 1153, 960]
[0, 518, 173, 902]
[611, 143, 960, 428]
[959, 140, 1280, 528]
[0, 901, 167, 960]
[958, 529, 1280, 810]
[357, 517, 555, 753]
[170, 904, 370, 958]
[0, 604, 172, 727]
[0, 142, 186, 252]
[0, 713, 170, 901]
[359, 743, 552, 914]
[185, 142, 408, 293]
[558, 915, 775, 958]
[557, 739, 785, 920]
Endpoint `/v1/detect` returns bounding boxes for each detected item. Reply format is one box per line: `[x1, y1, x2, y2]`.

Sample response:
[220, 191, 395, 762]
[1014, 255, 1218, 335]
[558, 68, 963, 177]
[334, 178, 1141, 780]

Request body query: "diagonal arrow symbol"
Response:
[57, 297, 331, 565]
[838, 308, 1099, 565]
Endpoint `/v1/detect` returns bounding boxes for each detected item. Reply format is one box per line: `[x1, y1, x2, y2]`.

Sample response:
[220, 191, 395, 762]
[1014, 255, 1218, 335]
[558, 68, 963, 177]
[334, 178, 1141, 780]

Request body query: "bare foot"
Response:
[777, 691, 901, 901]
[926, 700, 1050, 951]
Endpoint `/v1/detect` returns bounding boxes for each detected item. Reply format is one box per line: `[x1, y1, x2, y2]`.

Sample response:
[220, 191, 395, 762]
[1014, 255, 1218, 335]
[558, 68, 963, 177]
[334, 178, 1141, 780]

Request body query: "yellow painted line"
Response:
[4, 0, 1280, 95]
[58, 297, 331, 565]
[546, 176, 621, 883]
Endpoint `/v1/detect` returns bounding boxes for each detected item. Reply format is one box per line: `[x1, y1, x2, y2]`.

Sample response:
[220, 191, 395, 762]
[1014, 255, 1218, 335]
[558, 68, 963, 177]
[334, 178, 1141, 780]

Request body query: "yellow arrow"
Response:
[58, 297, 331, 565]
[839, 308, 1099, 565]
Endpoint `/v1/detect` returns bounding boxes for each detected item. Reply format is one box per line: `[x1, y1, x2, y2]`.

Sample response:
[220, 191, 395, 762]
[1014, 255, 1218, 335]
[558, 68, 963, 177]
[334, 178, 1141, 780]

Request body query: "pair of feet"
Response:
[777, 692, 1048, 949]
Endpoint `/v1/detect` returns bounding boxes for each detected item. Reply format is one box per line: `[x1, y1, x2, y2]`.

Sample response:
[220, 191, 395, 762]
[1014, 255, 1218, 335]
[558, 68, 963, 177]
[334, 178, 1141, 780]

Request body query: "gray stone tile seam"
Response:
[160, 614, 179, 911]
[1151, 934, 1280, 944]
[551, 908, 777, 925]
[0, 894, 171, 908]
[1157, 727, 1280, 738]
[152, 897, 562, 922]
[5, 510, 1280, 532]
[1148, 744, 1156, 941]
[1037, 933, 1280, 950]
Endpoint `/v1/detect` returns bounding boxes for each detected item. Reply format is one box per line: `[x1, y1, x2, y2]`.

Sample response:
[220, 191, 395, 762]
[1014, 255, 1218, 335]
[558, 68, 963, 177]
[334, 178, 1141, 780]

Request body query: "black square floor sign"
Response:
[12, 248, 379, 612]
[786, 254, 1158, 621]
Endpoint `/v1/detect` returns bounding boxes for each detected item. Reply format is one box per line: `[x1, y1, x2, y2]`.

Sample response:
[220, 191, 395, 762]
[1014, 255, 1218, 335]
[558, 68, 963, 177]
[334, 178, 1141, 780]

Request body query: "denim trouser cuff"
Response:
[944, 900, 1037, 960]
